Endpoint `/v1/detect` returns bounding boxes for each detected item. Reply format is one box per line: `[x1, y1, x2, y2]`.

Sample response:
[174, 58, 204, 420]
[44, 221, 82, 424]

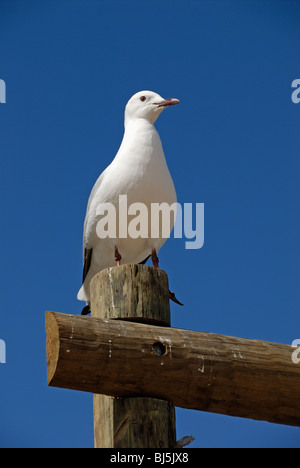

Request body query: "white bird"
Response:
[78, 90, 182, 314]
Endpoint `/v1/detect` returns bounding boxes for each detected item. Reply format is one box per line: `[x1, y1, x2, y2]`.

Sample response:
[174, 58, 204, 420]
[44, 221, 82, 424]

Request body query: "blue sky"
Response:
[0, 0, 299, 448]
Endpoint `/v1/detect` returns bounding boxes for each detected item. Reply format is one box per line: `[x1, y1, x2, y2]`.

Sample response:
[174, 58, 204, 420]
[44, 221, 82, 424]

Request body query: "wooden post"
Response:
[90, 264, 176, 448]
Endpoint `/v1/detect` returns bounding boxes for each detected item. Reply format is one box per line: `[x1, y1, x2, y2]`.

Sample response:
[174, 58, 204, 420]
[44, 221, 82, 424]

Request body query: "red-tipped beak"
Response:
[156, 98, 180, 107]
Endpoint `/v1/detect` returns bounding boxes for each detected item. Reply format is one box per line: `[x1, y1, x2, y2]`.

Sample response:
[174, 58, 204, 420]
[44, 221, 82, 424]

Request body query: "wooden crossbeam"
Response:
[46, 310, 300, 427]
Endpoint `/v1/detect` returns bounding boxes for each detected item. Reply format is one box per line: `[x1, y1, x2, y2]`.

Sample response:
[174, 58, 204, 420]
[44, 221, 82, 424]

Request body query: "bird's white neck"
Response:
[115, 117, 164, 167]
[123, 118, 160, 150]
[124, 116, 155, 133]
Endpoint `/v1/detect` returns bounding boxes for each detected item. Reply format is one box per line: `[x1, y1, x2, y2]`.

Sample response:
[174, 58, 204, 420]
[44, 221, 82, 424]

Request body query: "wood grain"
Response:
[46, 311, 300, 427]
[90, 264, 176, 448]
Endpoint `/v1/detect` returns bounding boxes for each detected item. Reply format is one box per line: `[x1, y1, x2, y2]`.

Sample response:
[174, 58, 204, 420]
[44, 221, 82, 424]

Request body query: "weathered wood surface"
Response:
[46, 311, 300, 427]
[93, 396, 176, 448]
[90, 264, 171, 325]
[90, 264, 176, 448]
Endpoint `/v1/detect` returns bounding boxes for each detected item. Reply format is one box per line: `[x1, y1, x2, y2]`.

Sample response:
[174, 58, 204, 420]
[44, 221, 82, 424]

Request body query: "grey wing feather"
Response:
[82, 248, 93, 283]
[81, 170, 106, 274]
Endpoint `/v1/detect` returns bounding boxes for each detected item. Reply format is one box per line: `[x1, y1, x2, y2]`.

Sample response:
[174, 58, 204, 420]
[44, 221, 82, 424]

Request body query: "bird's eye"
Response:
[140, 96, 146, 102]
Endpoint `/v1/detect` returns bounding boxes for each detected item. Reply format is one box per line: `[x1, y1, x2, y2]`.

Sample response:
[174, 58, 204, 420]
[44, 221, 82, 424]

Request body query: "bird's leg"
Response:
[151, 248, 159, 268]
[114, 246, 122, 265]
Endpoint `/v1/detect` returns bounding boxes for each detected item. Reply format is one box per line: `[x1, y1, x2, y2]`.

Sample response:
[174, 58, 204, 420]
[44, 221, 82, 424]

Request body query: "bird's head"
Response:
[124, 90, 180, 126]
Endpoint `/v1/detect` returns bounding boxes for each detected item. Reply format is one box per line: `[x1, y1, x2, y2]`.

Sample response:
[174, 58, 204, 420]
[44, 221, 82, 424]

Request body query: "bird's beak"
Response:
[156, 98, 180, 108]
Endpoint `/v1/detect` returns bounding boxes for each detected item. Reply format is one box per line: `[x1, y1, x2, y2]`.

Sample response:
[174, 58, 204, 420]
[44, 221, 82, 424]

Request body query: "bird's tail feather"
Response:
[77, 285, 86, 302]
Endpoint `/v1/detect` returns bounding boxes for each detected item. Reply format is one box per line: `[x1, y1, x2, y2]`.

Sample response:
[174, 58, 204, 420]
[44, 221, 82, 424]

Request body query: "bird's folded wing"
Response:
[82, 247, 93, 283]
[82, 170, 106, 252]
[80, 171, 106, 284]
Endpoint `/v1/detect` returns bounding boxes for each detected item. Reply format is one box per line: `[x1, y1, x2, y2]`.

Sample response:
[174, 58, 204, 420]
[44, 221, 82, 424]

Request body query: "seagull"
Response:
[78, 90, 182, 315]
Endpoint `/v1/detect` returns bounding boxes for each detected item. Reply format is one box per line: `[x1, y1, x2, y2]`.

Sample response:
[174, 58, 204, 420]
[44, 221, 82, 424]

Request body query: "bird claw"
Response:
[169, 290, 184, 306]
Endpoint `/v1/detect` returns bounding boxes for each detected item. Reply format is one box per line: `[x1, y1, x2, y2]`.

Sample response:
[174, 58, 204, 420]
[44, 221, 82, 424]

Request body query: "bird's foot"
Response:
[169, 290, 184, 306]
[151, 249, 159, 268]
[115, 246, 122, 265]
